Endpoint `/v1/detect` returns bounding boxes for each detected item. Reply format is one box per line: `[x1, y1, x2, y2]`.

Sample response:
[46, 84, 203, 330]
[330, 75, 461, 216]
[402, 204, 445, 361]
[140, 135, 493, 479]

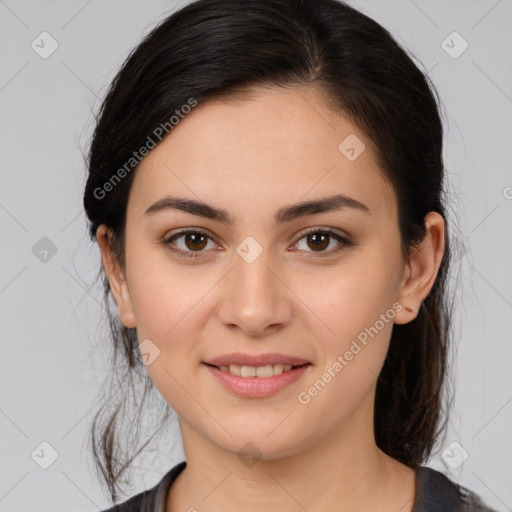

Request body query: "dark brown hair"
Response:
[83, 0, 454, 502]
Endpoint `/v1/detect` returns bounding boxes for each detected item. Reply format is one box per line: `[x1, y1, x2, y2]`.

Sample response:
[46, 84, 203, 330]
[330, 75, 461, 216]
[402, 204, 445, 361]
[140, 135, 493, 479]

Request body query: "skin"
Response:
[97, 85, 445, 512]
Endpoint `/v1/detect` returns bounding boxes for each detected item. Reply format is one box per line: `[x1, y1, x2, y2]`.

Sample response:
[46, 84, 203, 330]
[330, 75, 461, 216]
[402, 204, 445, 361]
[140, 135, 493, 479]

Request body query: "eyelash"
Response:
[161, 227, 353, 259]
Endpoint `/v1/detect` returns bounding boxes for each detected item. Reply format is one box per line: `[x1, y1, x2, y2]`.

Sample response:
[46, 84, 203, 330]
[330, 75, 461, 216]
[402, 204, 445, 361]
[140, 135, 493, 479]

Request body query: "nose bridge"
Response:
[219, 235, 291, 334]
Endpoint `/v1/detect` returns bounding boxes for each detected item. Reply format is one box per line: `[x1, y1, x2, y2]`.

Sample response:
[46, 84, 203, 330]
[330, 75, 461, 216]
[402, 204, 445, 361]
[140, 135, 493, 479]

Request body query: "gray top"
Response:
[100, 461, 498, 512]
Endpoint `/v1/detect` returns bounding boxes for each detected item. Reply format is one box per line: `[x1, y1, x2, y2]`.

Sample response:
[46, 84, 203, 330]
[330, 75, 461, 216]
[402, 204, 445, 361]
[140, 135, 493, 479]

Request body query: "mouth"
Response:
[203, 359, 312, 398]
[204, 362, 311, 378]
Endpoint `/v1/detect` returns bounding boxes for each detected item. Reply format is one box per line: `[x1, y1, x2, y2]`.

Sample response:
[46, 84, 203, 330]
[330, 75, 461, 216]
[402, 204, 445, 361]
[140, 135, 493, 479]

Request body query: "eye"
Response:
[291, 227, 353, 257]
[162, 227, 353, 259]
[162, 228, 219, 258]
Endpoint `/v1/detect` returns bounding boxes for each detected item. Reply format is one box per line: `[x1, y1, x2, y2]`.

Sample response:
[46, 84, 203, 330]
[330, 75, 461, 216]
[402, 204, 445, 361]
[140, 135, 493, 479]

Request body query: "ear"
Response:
[394, 212, 446, 325]
[96, 224, 136, 329]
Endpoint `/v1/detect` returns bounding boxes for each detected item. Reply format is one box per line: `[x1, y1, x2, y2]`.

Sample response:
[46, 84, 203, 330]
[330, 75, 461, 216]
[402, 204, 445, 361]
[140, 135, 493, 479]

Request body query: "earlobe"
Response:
[96, 224, 137, 328]
[394, 212, 445, 325]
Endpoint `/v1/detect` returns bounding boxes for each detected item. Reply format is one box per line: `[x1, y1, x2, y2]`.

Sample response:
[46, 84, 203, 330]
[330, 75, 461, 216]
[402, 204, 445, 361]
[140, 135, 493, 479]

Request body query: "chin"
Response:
[211, 420, 314, 462]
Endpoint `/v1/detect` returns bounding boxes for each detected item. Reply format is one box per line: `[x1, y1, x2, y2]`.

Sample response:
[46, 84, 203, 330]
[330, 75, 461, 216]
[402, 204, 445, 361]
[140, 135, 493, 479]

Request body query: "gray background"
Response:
[0, 0, 511, 510]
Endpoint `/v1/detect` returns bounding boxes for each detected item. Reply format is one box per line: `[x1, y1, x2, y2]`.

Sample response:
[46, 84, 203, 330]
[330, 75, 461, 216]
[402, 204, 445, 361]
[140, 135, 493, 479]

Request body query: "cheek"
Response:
[126, 265, 210, 416]
[294, 251, 400, 345]
[125, 240, 210, 338]
[292, 266, 398, 430]
[124, 244, 218, 375]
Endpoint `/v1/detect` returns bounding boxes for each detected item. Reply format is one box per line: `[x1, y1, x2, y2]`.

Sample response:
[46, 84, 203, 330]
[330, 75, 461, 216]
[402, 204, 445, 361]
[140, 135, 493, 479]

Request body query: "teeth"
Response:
[218, 363, 295, 378]
[241, 365, 256, 377]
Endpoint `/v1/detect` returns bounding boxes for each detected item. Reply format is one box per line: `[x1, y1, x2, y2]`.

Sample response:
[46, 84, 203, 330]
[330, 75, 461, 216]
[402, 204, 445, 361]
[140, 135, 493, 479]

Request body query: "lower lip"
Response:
[204, 364, 311, 398]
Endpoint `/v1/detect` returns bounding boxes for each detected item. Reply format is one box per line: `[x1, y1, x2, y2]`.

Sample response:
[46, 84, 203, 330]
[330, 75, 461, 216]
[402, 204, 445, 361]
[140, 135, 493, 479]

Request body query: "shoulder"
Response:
[414, 466, 498, 512]
[99, 492, 146, 512]
[457, 484, 500, 512]
[98, 461, 187, 512]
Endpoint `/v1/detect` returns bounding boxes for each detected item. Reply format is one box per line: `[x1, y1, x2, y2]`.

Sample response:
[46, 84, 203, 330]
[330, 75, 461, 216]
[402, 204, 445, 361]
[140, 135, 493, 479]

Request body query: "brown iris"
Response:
[306, 232, 330, 252]
[184, 232, 208, 251]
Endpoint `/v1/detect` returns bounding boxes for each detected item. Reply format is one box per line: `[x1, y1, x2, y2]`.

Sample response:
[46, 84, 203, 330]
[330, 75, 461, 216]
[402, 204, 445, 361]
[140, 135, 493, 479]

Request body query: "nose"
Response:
[216, 244, 293, 337]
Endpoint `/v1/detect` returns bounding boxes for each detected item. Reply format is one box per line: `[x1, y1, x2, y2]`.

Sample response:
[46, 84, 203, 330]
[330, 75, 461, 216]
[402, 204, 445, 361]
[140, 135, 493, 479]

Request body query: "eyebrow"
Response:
[144, 193, 370, 225]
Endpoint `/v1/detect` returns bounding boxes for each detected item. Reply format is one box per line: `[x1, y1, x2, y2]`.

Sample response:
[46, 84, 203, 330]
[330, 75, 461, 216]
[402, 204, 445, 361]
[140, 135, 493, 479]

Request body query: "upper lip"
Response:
[203, 352, 311, 367]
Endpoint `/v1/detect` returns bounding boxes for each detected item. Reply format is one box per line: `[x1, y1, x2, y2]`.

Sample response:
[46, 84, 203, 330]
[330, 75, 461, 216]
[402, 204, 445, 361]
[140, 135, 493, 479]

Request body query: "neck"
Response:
[166, 398, 417, 512]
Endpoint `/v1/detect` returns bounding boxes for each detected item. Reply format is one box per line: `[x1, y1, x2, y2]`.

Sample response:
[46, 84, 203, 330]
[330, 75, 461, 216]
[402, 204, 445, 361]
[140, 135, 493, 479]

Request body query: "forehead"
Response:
[128, 86, 397, 222]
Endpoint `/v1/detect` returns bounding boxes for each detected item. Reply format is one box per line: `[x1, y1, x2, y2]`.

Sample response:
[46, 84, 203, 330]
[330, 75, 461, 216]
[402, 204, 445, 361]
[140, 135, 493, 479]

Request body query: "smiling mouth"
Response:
[205, 362, 311, 378]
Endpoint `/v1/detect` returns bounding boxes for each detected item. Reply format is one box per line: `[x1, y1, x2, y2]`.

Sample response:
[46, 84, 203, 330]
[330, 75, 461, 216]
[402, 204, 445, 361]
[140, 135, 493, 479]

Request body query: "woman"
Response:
[83, 0, 498, 510]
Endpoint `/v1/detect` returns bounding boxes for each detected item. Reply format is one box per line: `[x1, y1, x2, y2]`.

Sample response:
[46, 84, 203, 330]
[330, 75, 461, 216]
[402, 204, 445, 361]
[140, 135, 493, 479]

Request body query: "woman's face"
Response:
[102, 86, 425, 460]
